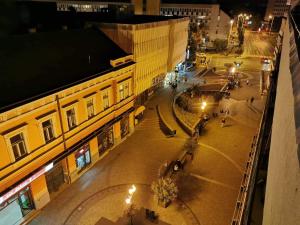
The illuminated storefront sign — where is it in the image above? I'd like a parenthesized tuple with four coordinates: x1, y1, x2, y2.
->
(0, 162, 53, 204)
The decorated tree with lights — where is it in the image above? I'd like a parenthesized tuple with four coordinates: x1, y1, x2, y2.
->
(151, 177, 178, 208)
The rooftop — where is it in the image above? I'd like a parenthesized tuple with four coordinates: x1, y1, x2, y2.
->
(71, 13, 184, 24)
(161, 0, 218, 4)
(0, 28, 131, 113)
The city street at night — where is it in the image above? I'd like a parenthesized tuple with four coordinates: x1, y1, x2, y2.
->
(29, 31, 268, 225)
(1, 1, 300, 225)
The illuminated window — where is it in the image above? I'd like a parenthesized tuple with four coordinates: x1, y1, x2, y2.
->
(86, 99, 94, 118)
(102, 89, 110, 110)
(42, 119, 55, 143)
(119, 84, 125, 101)
(66, 108, 76, 129)
(10, 134, 27, 160)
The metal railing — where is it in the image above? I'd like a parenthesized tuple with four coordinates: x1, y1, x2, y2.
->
(231, 80, 273, 225)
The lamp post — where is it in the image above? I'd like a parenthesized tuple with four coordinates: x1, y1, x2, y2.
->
(228, 19, 234, 46)
(269, 15, 274, 35)
(125, 185, 136, 225)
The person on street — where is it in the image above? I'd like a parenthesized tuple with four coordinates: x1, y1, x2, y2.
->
(221, 118, 226, 127)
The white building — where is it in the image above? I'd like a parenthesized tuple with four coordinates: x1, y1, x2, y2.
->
(262, 4, 300, 225)
(264, 0, 291, 20)
(160, 3, 231, 43)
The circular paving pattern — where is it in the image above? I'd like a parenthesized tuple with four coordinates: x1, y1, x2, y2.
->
(63, 183, 200, 225)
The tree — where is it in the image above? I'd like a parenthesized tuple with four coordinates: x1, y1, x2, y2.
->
(213, 39, 228, 52)
(238, 31, 244, 46)
(151, 178, 178, 208)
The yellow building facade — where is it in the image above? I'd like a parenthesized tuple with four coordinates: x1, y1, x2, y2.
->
(98, 16, 189, 103)
(0, 52, 135, 223)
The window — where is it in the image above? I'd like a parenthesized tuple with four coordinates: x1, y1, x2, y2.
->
(42, 119, 55, 143)
(86, 99, 94, 119)
(119, 84, 125, 101)
(66, 108, 76, 129)
(143, 0, 147, 12)
(124, 83, 129, 98)
(10, 133, 27, 160)
(102, 90, 110, 110)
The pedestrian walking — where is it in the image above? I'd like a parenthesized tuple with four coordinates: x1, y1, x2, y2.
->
(221, 118, 226, 128)
(250, 96, 254, 104)
(246, 79, 249, 85)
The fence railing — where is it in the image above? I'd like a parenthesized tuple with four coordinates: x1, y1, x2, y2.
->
(231, 82, 272, 225)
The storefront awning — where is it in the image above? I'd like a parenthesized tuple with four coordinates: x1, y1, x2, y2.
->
(135, 106, 146, 116)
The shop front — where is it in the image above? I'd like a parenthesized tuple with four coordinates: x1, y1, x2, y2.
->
(45, 162, 65, 194)
(0, 187, 34, 225)
(75, 144, 91, 173)
(97, 126, 114, 155)
(120, 116, 129, 139)
(134, 105, 146, 125)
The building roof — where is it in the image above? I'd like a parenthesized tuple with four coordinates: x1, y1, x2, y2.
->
(0, 28, 131, 113)
(161, 0, 218, 4)
(73, 13, 184, 24)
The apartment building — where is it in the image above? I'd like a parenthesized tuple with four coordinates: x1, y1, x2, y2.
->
(160, 3, 231, 43)
(55, 0, 160, 15)
(262, 4, 300, 225)
(97, 15, 189, 104)
(0, 28, 135, 225)
(265, 0, 291, 19)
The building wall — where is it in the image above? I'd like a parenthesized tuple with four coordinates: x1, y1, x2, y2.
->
(168, 19, 189, 70)
(262, 20, 300, 225)
(160, 4, 230, 43)
(0, 55, 135, 196)
(265, 0, 290, 19)
(131, 0, 160, 15)
(99, 18, 189, 97)
(131, 0, 143, 14)
(146, 0, 160, 15)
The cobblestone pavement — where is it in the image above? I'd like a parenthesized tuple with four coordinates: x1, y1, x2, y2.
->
(63, 184, 200, 225)
(30, 56, 265, 225)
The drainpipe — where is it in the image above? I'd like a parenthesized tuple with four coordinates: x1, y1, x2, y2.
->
(55, 95, 71, 184)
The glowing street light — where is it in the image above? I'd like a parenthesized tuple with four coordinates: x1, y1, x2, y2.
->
(230, 19, 234, 25)
(128, 185, 136, 195)
(125, 197, 131, 205)
(125, 184, 136, 225)
(230, 67, 236, 74)
(201, 101, 207, 112)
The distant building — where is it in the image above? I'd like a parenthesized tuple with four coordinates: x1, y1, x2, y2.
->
(264, 0, 291, 20)
(132, 0, 161, 15)
(160, 3, 231, 44)
(95, 15, 189, 104)
(55, 0, 160, 15)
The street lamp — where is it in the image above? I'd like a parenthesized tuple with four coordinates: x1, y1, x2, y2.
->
(228, 19, 234, 46)
(125, 185, 136, 225)
(201, 101, 207, 112)
(269, 15, 274, 35)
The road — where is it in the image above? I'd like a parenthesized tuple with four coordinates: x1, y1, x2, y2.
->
(243, 31, 277, 58)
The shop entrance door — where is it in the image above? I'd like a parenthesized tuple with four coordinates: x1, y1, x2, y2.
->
(18, 188, 34, 216)
(46, 162, 65, 194)
(121, 116, 129, 139)
(97, 126, 114, 155)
